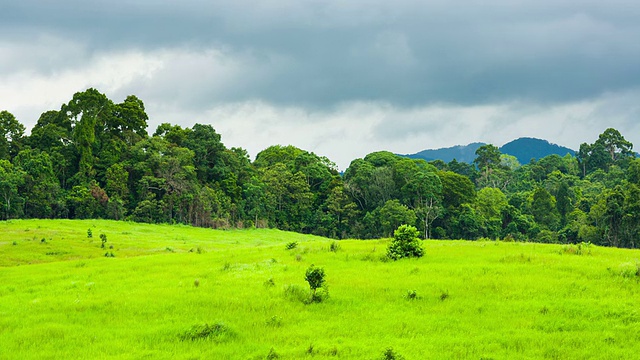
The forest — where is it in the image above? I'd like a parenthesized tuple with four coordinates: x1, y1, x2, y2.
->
(1, 88, 639, 248)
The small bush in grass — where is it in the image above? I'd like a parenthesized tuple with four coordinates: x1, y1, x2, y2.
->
(104, 252, 115, 258)
(285, 241, 298, 250)
(382, 347, 405, 360)
(100, 234, 107, 248)
(387, 224, 424, 260)
(12, 241, 17, 246)
(305, 264, 326, 302)
(329, 241, 340, 252)
(179, 323, 235, 342)
(264, 278, 275, 288)
(405, 290, 420, 300)
(87, 228, 92, 238)
(266, 347, 280, 359)
(439, 289, 449, 301)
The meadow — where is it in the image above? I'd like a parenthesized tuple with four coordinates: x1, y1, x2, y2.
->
(0, 219, 639, 359)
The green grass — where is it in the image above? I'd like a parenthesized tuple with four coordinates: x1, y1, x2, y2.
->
(1, 219, 639, 359)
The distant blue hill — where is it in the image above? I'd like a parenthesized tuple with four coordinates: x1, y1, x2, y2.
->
(500, 137, 575, 164)
(400, 137, 575, 165)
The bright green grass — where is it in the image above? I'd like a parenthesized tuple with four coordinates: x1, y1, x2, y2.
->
(1, 219, 639, 359)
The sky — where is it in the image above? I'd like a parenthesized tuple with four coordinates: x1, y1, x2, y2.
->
(1, 1, 640, 169)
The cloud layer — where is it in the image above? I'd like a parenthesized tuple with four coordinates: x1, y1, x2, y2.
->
(1, 1, 640, 168)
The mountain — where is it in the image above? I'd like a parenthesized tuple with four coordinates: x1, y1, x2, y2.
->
(401, 137, 575, 165)
(401, 142, 486, 163)
(499, 138, 575, 164)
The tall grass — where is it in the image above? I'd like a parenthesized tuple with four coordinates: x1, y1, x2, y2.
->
(0, 219, 639, 359)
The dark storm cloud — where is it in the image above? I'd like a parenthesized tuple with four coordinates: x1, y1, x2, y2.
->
(3, 0, 640, 109)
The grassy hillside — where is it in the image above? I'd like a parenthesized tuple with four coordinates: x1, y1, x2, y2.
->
(1, 220, 639, 359)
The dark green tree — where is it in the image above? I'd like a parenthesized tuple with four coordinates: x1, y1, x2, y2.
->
(0, 110, 25, 160)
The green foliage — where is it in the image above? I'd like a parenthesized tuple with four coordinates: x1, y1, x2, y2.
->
(329, 241, 341, 252)
(304, 265, 325, 291)
(381, 347, 405, 360)
(404, 289, 420, 300)
(387, 224, 424, 260)
(285, 241, 298, 250)
(304, 264, 327, 303)
(4, 88, 640, 249)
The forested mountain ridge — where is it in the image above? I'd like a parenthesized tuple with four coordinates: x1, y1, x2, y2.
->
(401, 137, 575, 164)
(1, 88, 639, 248)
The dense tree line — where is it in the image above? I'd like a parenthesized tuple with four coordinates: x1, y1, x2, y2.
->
(1, 89, 639, 248)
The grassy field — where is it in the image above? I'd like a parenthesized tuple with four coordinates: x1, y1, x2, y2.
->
(0, 219, 639, 359)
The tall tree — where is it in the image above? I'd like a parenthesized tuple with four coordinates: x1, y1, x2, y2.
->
(596, 128, 633, 162)
(0, 111, 25, 160)
(0, 160, 24, 219)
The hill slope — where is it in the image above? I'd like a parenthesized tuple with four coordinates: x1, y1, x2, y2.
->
(500, 137, 575, 164)
(1, 219, 639, 359)
(401, 137, 576, 164)
(401, 142, 486, 163)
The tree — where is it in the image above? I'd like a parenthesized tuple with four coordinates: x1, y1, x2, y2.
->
(474, 144, 502, 173)
(304, 264, 326, 302)
(63, 88, 114, 184)
(387, 224, 424, 260)
(324, 185, 359, 239)
(379, 200, 417, 237)
(531, 187, 559, 230)
(439, 171, 476, 210)
(596, 128, 633, 162)
(13, 149, 62, 218)
(0, 160, 25, 219)
(0, 110, 25, 160)
(476, 187, 508, 220)
(556, 180, 572, 226)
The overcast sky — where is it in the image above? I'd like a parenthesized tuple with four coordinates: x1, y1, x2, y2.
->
(2, 1, 639, 169)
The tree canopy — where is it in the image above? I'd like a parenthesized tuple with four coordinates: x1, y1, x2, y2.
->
(1, 88, 639, 248)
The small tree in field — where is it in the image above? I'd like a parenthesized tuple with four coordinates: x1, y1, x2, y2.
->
(387, 224, 424, 260)
(305, 264, 326, 302)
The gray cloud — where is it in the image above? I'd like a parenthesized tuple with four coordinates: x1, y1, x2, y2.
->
(3, 1, 640, 108)
(2, 0, 640, 167)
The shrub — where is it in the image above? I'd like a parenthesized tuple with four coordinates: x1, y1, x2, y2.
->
(387, 224, 424, 260)
(100, 233, 107, 248)
(87, 228, 92, 238)
(263, 278, 275, 288)
(404, 290, 420, 300)
(305, 265, 327, 303)
(382, 347, 405, 360)
(285, 241, 298, 250)
(266, 348, 280, 359)
(329, 241, 341, 252)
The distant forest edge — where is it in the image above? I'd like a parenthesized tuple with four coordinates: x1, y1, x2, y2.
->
(1, 88, 639, 248)
(400, 137, 576, 164)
